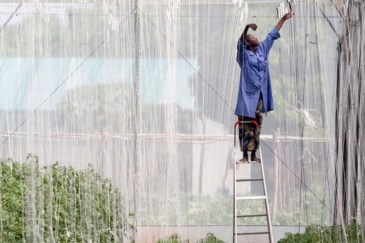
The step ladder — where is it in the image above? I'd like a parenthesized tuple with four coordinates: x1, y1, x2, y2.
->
(233, 120, 274, 243)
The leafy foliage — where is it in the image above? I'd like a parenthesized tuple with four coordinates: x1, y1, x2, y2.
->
(0, 155, 132, 242)
(156, 233, 225, 243)
(156, 233, 189, 243)
(278, 224, 363, 243)
(196, 233, 225, 243)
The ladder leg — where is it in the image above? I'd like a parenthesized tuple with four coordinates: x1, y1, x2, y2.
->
(259, 148, 274, 243)
(233, 123, 237, 243)
(233, 153, 236, 243)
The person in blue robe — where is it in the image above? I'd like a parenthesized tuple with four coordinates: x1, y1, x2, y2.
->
(235, 12, 294, 163)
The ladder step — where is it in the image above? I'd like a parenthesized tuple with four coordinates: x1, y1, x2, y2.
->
(236, 178, 263, 182)
(236, 196, 267, 200)
(237, 213, 267, 218)
(237, 231, 270, 236)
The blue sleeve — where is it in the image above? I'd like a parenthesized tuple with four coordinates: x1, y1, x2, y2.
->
(236, 38, 247, 68)
(259, 28, 281, 58)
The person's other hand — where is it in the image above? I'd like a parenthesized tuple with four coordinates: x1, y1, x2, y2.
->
(246, 23, 258, 31)
(282, 11, 294, 20)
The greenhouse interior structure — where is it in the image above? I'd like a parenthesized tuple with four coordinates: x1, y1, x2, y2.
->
(0, 0, 364, 242)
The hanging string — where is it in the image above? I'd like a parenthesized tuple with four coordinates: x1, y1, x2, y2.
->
(0, 12, 134, 149)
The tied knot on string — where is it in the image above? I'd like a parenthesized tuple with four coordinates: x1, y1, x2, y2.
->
(165, 0, 181, 24)
(58, 7, 69, 27)
(33, 0, 50, 22)
(107, 12, 120, 42)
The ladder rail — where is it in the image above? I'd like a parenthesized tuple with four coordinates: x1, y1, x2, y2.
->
(233, 120, 274, 243)
(259, 148, 274, 242)
(233, 121, 253, 243)
(233, 121, 238, 243)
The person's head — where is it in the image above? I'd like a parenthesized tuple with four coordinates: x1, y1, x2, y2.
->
(245, 34, 260, 48)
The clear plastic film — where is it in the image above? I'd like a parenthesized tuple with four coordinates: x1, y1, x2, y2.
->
(0, 0, 363, 242)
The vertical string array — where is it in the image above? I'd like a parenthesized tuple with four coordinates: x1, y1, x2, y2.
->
(0, 0, 363, 242)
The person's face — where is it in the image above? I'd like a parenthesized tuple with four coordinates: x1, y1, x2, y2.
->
(246, 34, 260, 47)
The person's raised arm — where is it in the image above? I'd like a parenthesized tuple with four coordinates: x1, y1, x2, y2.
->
(237, 23, 258, 67)
(240, 23, 258, 44)
(275, 12, 294, 31)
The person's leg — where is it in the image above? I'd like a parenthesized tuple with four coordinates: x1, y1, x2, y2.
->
(251, 97, 263, 163)
(238, 115, 251, 162)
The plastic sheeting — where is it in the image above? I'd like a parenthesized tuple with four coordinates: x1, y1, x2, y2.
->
(0, 0, 363, 242)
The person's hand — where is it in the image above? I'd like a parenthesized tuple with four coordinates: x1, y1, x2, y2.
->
(282, 11, 294, 21)
(246, 23, 258, 31)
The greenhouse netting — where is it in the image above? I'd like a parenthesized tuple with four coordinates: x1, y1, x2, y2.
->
(0, 0, 364, 242)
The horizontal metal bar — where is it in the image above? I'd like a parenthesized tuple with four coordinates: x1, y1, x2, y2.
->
(236, 178, 263, 182)
(237, 231, 270, 236)
(237, 213, 267, 218)
(236, 196, 266, 200)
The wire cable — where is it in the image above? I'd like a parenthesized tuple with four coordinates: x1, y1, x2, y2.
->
(0, 2, 22, 29)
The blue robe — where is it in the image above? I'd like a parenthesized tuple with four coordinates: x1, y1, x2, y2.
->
(234, 28, 280, 118)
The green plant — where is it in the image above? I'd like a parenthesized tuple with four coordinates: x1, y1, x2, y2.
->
(156, 233, 189, 243)
(278, 224, 363, 243)
(156, 232, 225, 243)
(196, 233, 225, 243)
(0, 155, 133, 242)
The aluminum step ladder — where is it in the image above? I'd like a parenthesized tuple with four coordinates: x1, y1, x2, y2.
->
(233, 120, 274, 243)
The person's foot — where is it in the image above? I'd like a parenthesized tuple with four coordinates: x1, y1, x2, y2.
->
(251, 152, 261, 163)
(239, 156, 249, 163)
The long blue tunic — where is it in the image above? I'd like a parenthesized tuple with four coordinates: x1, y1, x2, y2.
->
(234, 28, 280, 118)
